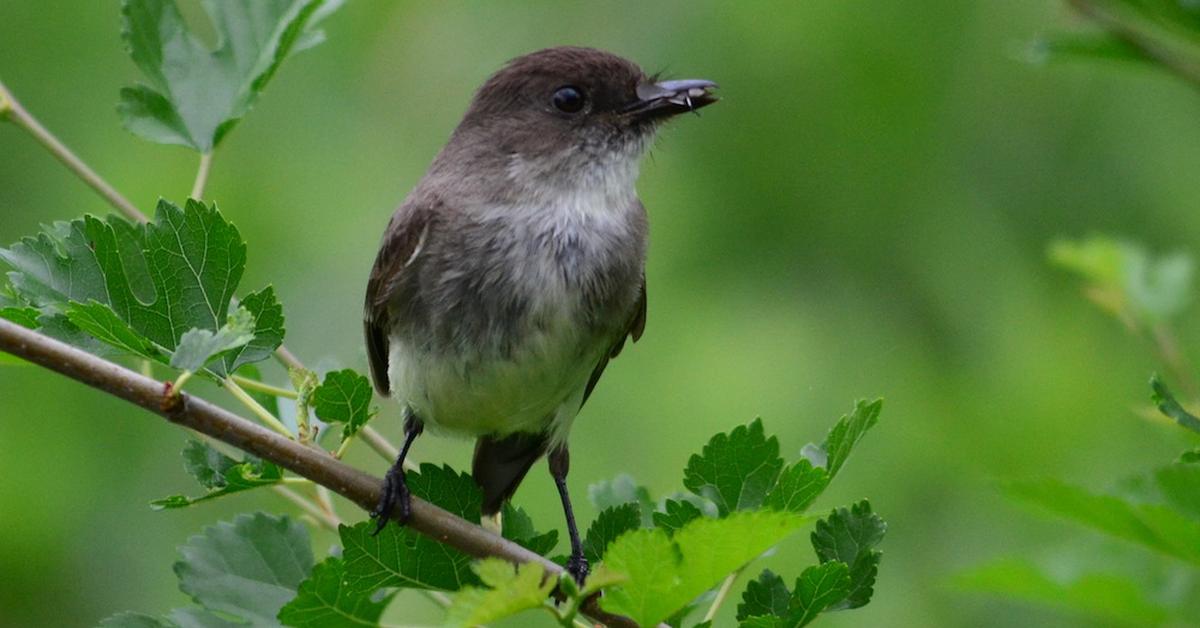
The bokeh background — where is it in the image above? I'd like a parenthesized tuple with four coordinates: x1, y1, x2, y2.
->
(3, 1, 1199, 626)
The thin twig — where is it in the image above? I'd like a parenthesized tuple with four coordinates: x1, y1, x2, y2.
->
(224, 377, 295, 438)
(702, 568, 742, 623)
(191, 152, 214, 200)
(0, 80, 145, 223)
(274, 485, 340, 530)
(230, 374, 299, 399)
(0, 319, 640, 628)
(1068, 0, 1200, 89)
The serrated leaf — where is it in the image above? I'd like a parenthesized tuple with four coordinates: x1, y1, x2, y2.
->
(277, 557, 391, 628)
(653, 499, 704, 536)
(1151, 375, 1200, 435)
(65, 300, 165, 361)
(119, 0, 340, 152)
(737, 570, 790, 621)
(175, 513, 314, 625)
(501, 502, 559, 556)
(224, 287, 285, 374)
(599, 510, 807, 627)
(0, 305, 40, 329)
(312, 369, 375, 440)
(170, 307, 255, 372)
(152, 439, 282, 509)
(182, 439, 237, 489)
(0, 200, 279, 376)
(810, 500, 885, 609)
(583, 503, 642, 564)
(954, 558, 1170, 626)
(684, 418, 783, 516)
(341, 464, 481, 593)
(589, 473, 655, 526)
(819, 399, 882, 479)
(764, 459, 829, 514)
(443, 559, 555, 627)
(1004, 478, 1200, 565)
(788, 561, 851, 626)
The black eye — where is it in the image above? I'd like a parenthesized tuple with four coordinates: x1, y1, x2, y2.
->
(552, 86, 585, 113)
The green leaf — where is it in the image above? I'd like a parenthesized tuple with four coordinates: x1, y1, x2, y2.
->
(277, 557, 392, 628)
(0, 305, 40, 329)
(170, 307, 255, 372)
(312, 369, 375, 440)
(501, 503, 559, 556)
(954, 558, 1170, 626)
(119, 0, 341, 152)
(787, 561, 851, 627)
(443, 559, 555, 627)
(810, 500, 885, 609)
(175, 513, 314, 625)
(599, 510, 807, 627)
(583, 503, 642, 564)
(736, 570, 790, 621)
(341, 464, 481, 593)
(1154, 461, 1200, 520)
(151, 439, 282, 509)
(1151, 375, 1200, 435)
(0, 201, 280, 376)
(653, 499, 704, 536)
(64, 300, 165, 361)
(763, 459, 829, 514)
(589, 473, 655, 526)
(1050, 237, 1193, 324)
(1003, 478, 1200, 565)
(684, 418, 784, 515)
(819, 399, 882, 479)
(98, 609, 242, 628)
(224, 287, 285, 374)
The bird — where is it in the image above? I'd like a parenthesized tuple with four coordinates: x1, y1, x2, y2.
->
(362, 46, 716, 583)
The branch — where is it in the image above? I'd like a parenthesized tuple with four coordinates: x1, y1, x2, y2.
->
(0, 318, 638, 628)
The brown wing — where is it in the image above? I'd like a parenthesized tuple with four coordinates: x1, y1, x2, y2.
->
(363, 203, 433, 396)
(581, 277, 647, 406)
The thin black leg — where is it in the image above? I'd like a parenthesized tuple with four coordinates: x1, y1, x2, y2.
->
(549, 445, 588, 584)
(371, 410, 423, 535)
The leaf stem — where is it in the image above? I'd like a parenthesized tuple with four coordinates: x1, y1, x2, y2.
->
(273, 485, 340, 530)
(0, 79, 146, 223)
(1068, 0, 1200, 89)
(0, 318, 642, 628)
(702, 567, 743, 623)
(224, 377, 293, 438)
(172, 370, 195, 393)
(191, 152, 213, 200)
(230, 373, 299, 399)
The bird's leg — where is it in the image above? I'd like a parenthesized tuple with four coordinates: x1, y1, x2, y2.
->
(371, 410, 424, 534)
(549, 445, 589, 584)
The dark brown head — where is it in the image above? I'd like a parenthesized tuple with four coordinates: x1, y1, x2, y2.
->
(437, 47, 716, 187)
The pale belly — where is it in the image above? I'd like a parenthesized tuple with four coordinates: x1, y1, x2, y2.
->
(387, 322, 603, 441)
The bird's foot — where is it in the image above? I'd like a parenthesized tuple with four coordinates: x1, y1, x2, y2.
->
(565, 553, 590, 585)
(371, 464, 412, 534)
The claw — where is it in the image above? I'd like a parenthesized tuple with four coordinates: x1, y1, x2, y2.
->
(371, 466, 412, 535)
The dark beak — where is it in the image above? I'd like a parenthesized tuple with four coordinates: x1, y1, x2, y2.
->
(623, 78, 719, 120)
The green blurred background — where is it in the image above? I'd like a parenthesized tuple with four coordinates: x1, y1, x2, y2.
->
(2, 1, 1199, 626)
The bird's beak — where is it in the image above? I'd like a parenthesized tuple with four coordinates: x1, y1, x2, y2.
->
(623, 78, 719, 120)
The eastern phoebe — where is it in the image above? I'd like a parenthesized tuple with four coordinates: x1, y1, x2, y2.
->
(363, 46, 716, 582)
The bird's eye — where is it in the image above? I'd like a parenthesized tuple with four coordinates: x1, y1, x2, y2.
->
(552, 86, 585, 113)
